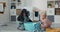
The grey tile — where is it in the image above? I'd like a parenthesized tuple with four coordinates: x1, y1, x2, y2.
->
(47, 15, 54, 22)
(11, 16, 16, 21)
(0, 22, 30, 32)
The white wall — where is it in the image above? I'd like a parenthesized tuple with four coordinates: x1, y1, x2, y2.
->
(0, 0, 10, 25)
(22, 0, 60, 23)
(0, 0, 60, 25)
(32, 0, 47, 10)
(22, 0, 47, 20)
(21, 0, 47, 11)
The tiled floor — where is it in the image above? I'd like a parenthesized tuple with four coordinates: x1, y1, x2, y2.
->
(0, 22, 29, 32)
(0, 21, 46, 32)
(0, 22, 60, 32)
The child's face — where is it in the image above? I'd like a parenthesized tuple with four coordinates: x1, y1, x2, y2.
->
(41, 14, 46, 19)
(23, 13, 26, 16)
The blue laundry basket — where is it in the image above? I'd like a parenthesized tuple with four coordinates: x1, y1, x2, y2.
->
(24, 22, 41, 32)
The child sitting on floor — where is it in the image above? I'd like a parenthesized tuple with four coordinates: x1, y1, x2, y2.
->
(40, 11, 52, 28)
(17, 9, 32, 30)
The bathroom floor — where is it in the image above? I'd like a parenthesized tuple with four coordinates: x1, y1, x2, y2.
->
(0, 22, 29, 32)
(0, 21, 60, 32)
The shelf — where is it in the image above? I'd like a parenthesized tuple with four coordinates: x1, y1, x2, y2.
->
(55, 8, 60, 15)
(47, 1, 55, 8)
(55, 1, 60, 8)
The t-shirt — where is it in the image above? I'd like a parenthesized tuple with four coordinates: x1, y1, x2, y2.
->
(41, 19, 52, 28)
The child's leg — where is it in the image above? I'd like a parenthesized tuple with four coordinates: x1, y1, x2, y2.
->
(17, 22, 23, 30)
(18, 23, 25, 30)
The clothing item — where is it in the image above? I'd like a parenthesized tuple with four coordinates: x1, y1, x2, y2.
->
(17, 22, 25, 30)
(24, 22, 41, 32)
(41, 19, 52, 28)
(24, 16, 29, 23)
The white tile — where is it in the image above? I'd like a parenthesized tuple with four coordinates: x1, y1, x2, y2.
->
(51, 23, 60, 28)
(54, 15, 60, 23)
(47, 8, 55, 15)
(10, 9, 16, 15)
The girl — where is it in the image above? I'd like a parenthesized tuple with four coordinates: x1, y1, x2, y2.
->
(40, 11, 52, 28)
(17, 9, 32, 30)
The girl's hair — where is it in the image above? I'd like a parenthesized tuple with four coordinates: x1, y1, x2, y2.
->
(40, 11, 46, 15)
(19, 9, 29, 21)
(20, 9, 29, 17)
